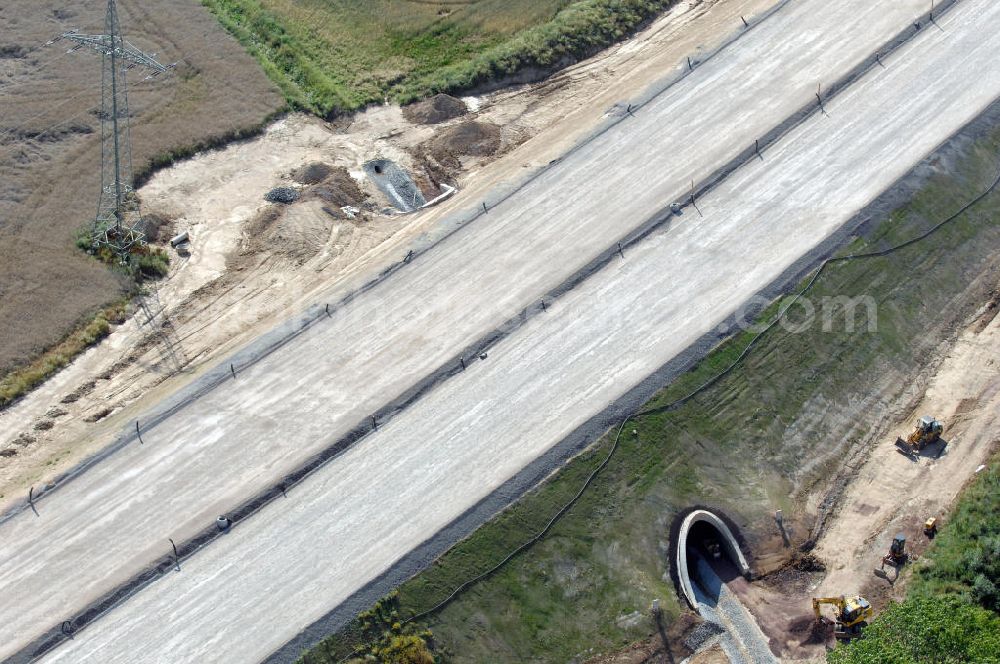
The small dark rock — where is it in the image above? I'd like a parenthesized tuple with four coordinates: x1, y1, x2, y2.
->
(13, 433, 36, 447)
(264, 187, 299, 204)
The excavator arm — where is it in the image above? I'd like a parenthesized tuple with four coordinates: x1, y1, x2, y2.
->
(812, 597, 845, 620)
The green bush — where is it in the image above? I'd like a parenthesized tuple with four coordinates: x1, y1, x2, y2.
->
(827, 596, 1000, 664)
(0, 300, 127, 410)
(135, 248, 171, 280)
(908, 459, 1000, 612)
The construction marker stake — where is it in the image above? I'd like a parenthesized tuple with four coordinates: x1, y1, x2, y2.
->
(136, 420, 143, 445)
(741, 15, 749, 27)
(28, 486, 34, 504)
(617, 242, 625, 259)
(169, 538, 179, 558)
(371, 415, 377, 430)
(325, 303, 331, 317)
(482, 202, 488, 214)
(687, 56, 693, 71)
(230, 363, 237, 379)
(460, 357, 466, 370)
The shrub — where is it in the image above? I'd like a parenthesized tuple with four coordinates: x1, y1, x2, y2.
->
(827, 595, 1000, 664)
(135, 248, 171, 280)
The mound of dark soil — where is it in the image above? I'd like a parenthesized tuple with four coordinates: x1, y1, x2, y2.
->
(309, 167, 366, 207)
(292, 162, 334, 185)
(137, 212, 174, 244)
(403, 93, 467, 125)
(789, 614, 833, 645)
(431, 120, 501, 158)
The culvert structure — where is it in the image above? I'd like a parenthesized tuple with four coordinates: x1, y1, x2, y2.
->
(363, 158, 426, 212)
(674, 508, 750, 608)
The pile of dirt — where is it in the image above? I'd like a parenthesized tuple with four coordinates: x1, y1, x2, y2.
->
(137, 213, 174, 244)
(292, 162, 334, 185)
(758, 550, 826, 595)
(791, 552, 825, 572)
(432, 120, 502, 158)
(402, 93, 467, 125)
(307, 167, 366, 208)
(244, 206, 283, 242)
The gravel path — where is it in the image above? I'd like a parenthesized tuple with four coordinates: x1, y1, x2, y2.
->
(691, 555, 777, 664)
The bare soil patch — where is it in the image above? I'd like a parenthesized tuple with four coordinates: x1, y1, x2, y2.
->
(432, 120, 503, 158)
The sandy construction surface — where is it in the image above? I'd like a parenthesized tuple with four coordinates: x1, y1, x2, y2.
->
(812, 307, 1000, 600)
(20, 0, 1000, 660)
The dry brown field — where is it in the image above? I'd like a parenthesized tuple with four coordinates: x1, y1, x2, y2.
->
(0, 0, 283, 377)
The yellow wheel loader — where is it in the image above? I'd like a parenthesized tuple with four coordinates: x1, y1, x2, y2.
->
(812, 595, 873, 640)
(895, 415, 943, 457)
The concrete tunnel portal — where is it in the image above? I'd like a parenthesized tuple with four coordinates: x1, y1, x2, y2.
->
(673, 508, 751, 608)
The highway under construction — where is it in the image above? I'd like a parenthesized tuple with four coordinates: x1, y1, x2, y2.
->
(3, 0, 1000, 661)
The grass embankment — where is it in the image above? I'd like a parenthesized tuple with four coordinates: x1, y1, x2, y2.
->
(0, 298, 129, 410)
(829, 456, 1000, 664)
(300, 121, 1000, 663)
(201, 0, 677, 116)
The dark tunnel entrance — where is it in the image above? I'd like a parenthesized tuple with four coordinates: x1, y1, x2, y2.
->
(672, 509, 750, 608)
(686, 520, 744, 603)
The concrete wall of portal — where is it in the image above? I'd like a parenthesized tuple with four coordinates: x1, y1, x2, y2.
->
(674, 508, 751, 608)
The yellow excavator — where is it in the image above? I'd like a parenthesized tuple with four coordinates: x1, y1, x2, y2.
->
(895, 415, 943, 457)
(812, 595, 873, 639)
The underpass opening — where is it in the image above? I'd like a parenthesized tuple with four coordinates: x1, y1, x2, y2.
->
(670, 508, 751, 609)
(363, 158, 427, 212)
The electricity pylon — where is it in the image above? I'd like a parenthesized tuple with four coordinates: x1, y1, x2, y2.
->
(54, 0, 170, 259)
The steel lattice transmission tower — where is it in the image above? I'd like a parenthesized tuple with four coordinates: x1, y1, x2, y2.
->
(56, 0, 170, 259)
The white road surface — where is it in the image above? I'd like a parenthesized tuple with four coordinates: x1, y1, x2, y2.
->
(31, 0, 1000, 660)
(0, 1, 939, 658)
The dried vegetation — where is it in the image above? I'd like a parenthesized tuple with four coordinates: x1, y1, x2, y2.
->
(0, 0, 284, 386)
